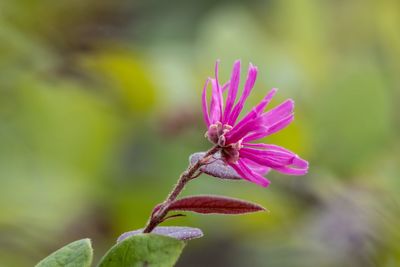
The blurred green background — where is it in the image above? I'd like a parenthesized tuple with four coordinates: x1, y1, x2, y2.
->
(1, 0, 399, 266)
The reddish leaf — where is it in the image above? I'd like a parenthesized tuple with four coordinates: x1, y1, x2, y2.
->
(168, 195, 266, 215)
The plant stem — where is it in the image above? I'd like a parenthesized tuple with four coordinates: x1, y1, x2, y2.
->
(142, 145, 220, 233)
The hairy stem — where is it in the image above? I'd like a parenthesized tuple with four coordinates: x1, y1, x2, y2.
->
(143, 145, 220, 233)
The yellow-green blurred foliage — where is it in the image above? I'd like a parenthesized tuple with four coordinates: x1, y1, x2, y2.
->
(0, 1, 399, 266)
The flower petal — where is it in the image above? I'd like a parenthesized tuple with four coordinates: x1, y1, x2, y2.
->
(233, 88, 278, 131)
(209, 79, 223, 124)
(274, 158, 309, 175)
(227, 63, 258, 126)
(226, 97, 294, 143)
(239, 146, 308, 175)
(223, 60, 241, 124)
(242, 158, 271, 176)
(262, 99, 294, 126)
(221, 81, 231, 93)
(229, 159, 270, 187)
(201, 78, 211, 127)
(240, 148, 290, 167)
(226, 115, 266, 144)
(214, 60, 224, 113)
(244, 143, 295, 153)
(242, 113, 294, 142)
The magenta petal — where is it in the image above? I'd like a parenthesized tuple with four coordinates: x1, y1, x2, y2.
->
(225, 115, 262, 142)
(262, 99, 294, 125)
(229, 159, 270, 187)
(214, 60, 224, 113)
(263, 113, 294, 135)
(273, 156, 308, 175)
(226, 117, 266, 144)
(254, 88, 278, 114)
(292, 156, 309, 169)
(223, 60, 241, 124)
(240, 147, 295, 162)
(242, 158, 271, 176)
(243, 143, 308, 168)
(201, 78, 211, 127)
(243, 143, 303, 159)
(243, 143, 294, 152)
(226, 96, 293, 144)
(240, 148, 287, 168)
(209, 79, 222, 124)
(240, 146, 309, 176)
(227, 64, 258, 126)
(227, 112, 294, 144)
(233, 88, 278, 131)
(274, 161, 308, 175)
(243, 114, 294, 142)
(221, 81, 231, 93)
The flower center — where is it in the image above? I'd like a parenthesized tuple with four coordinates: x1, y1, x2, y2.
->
(205, 122, 242, 163)
(205, 122, 231, 146)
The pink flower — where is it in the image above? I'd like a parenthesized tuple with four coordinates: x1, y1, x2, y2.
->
(202, 60, 308, 187)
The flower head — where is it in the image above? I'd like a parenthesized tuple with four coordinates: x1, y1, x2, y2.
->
(202, 60, 308, 187)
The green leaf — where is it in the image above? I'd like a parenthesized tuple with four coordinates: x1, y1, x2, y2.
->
(35, 239, 93, 267)
(98, 234, 185, 267)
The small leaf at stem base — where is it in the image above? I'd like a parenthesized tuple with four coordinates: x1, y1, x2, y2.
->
(117, 226, 204, 243)
(168, 195, 267, 215)
(189, 152, 241, 180)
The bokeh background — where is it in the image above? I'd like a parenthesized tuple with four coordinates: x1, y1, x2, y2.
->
(1, 0, 400, 266)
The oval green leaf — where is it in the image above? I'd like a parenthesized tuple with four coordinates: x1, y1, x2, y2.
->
(98, 234, 185, 267)
(35, 239, 93, 267)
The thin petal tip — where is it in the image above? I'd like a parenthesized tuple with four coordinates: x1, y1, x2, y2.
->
(249, 62, 258, 70)
(215, 60, 220, 72)
(285, 98, 295, 105)
(233, 60, 241, 69)
(259, 179, 271, 187)
(255, 177, 271, 187)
